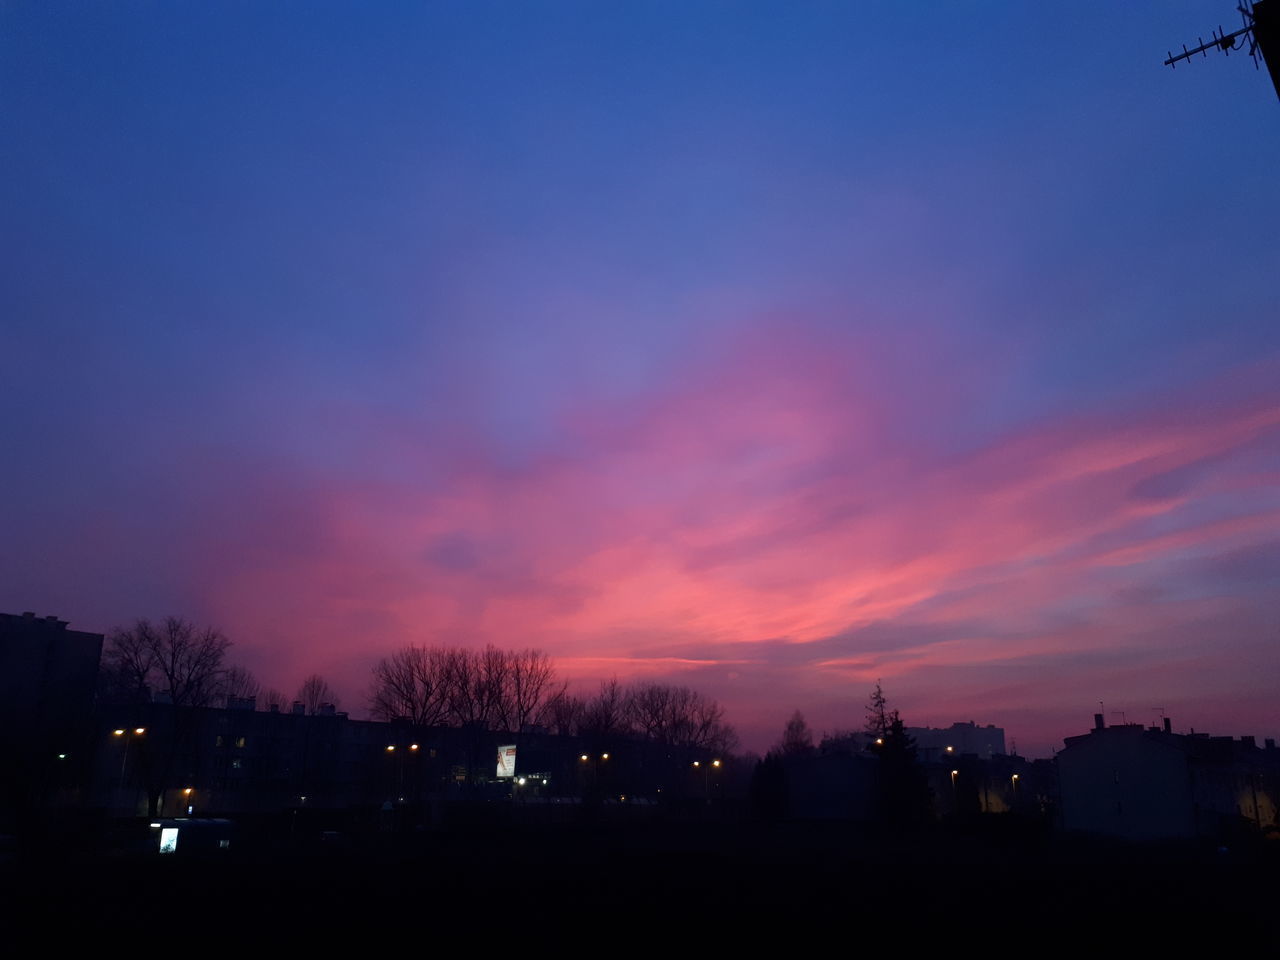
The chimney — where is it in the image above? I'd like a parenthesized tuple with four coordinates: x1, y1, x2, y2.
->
(1241, 736, 1256, 749)
(291, 701, 305, 716)
(269, 703, 280, 714)
(1094, 713, 1105, 731)
(1163, 717, 1172, 734)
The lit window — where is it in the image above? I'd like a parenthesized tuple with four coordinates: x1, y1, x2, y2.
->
(235, 736, 246, 748)
(232, 758, 242, 770)
(216, 735, 224, 747)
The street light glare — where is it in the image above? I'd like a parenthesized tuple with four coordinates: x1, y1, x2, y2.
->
(134, 727, 145, 735)
(113, 729, 125, 736)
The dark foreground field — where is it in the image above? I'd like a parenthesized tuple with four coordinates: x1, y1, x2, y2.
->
(2, 819, 1277, 946)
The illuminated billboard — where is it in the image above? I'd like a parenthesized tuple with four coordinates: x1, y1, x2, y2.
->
(159, 828, 179, 854)
(496, 744, 517, 778)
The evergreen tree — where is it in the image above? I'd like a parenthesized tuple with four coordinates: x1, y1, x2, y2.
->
(749, 752, 789, 823)
(777, 710, 815, 756)
(876, 714, 934, 831)
(865, 680, 895, 744)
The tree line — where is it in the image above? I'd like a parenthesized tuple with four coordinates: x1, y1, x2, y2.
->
(366, 644, 737, 752)
(100, 616, 340, 716)
(98, 617, 737, 752)
(753, 681, 932, 828)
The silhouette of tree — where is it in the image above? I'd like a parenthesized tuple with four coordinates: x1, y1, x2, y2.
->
(580, 678, 632, 740)
(223, 665, 261, 703)
(260, 687, 289, 712)
(101, 617, 231, 815)
(875, 715, 934, 831)
(368, 644, 559, 732)
(297, 673, 340, 715)
(865, 679, 894, 743)
(749, 752, 789, 822)
(368, 645, 453, 725)
(621, 681, 736, 753)
(504, 648, 557, 732)
(103, 616, 231, 708)
(777, 710, 815, 756)
(542, 686, 585, 735)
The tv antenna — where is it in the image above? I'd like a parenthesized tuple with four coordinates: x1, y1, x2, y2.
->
(1164, 1, 1280, 101)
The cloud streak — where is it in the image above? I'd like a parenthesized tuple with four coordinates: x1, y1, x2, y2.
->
(159, 321, 1280, 753)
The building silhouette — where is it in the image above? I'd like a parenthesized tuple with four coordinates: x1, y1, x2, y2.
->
(1058, 713, 1279, 842)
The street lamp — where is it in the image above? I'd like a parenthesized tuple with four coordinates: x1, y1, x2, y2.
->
(693, 759, 722, 804)
(114, 725, 147, 813)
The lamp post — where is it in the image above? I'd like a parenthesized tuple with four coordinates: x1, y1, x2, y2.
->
(113, 726, 146, 814)
(578, 751, 610, 803)
(693, 758, 722, 805)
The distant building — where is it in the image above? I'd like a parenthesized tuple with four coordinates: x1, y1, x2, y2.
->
(0, 611, 104, 823)
(907, 722, 1007, 761)
(1057, 714, 1279, 842)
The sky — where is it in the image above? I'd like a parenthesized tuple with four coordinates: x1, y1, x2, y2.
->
(3, 2, 1278, 756)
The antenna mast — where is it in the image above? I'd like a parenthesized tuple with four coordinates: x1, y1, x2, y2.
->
(1164, 1, 1280, 101)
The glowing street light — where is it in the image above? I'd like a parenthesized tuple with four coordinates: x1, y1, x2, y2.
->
(113, 725, 147, 809)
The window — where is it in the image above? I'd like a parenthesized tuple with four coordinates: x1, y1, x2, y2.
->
(235, 736, 246, 749)
(215, 735, 224, 747)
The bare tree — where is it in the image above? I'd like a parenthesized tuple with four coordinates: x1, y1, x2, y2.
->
(223, 665, 261, 704)
(297, 673, 340, 715)
(627, 682, 675, 740)
(368, 645, 453, 726)
(445, 645, 508, 729)
(505, 648, 558, 732)
(624, 681, 736, 753)
(542, 686, 585, 736)
(260, 687, 289, 712)
(580, 678, 632, 740)
(104, 617, 231, 708)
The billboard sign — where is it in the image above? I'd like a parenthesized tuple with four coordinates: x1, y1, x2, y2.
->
(496, 744, 517, 778)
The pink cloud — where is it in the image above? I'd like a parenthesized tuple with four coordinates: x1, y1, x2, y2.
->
(184, 322, 1280, 753)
